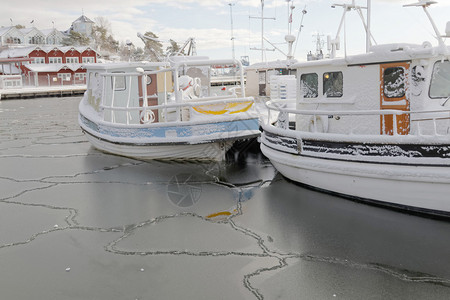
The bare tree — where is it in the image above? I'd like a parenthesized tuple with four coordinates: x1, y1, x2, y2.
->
(92, 17, 118, 53)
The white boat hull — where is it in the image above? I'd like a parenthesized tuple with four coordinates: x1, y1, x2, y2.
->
(83, 130, 232, 160)
(260, 125, 450, 217)
(79, 113, 259, 161)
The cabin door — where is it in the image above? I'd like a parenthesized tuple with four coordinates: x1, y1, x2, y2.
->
(380, 62, 410, 135)
(258, 71, 266, 96)
(138, 74, 158, 123)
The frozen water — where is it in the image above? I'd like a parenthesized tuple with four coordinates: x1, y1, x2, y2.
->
(1, 97, 450, 299)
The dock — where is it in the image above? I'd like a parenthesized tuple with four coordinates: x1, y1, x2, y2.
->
(0, 85, 86, 100)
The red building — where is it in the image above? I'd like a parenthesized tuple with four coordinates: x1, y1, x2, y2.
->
(0, 45, 98, 86)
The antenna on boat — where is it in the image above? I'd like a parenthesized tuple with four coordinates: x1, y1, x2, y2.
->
(404, 0, 447, 54)
(250, 0, 276, 62)
(293, 6, 307, 59)
(229, 3, 236, 60)
(285, 0, 295, 60)
(328, 0, 374, 58)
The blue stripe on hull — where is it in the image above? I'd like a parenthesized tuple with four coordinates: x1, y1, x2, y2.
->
(80, 114, 259, 141)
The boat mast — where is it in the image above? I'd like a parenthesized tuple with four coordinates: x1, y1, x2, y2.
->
(286, 0, 296, 60)
(229, 3, 236, 60)
(329, 0, 372, 58)
(366, 0, 371, 53)
(250, 0, 275, 61)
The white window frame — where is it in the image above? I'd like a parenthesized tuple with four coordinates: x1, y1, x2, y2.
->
(66, 57, 79, 64)
(49, 57, 62, 64)
(32, 57, 45, 64)
(75, 73, 86, 81)
(82, 57, 95, 64)
(57, 73, 71, 81)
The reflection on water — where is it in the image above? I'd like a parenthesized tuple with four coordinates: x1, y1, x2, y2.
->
(1, 97, 450, 300)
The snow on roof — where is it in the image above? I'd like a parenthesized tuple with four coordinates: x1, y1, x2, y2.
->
(40, 28, 62, 36)
(0, 26, 13, 35)
(0, 64, 21, 74)
(82, 61, 167, 71)
(19, 28, 34, 34)
(24, 63, 84, 72)
(0, 47, 36, 58)
(246, 59, 298, 70)
(40, 29, 52, 35)
(73, 15, 94, 24)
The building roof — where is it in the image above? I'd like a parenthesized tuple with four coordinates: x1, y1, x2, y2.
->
(73, 15, 94, 24)
(0, 47, 33, 58)
(0, 63, 21, 74)
(24, 63, 84, 72)
(40, 28, 65, 36)
(0, 26, 13, 35)
(19, 28, 34, 34)
(245, 59, 298, 71)
(0, 26, 21, 37)
(0, 45, 97, 58)
(0, 57, 33, 63)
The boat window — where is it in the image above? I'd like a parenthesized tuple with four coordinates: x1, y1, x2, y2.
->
(258, 71, 266, 84)
(323, 72, 343, 97)
(146, 74, 152, 85)
(383, 67, 405, 98)
(429, 60, 450, 98)
(300, 73, 318, 98)
(111, 72, 126, 91)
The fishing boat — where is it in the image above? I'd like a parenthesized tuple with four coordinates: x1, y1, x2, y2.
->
(260, 0, 450, 217)
(78, 57, 260, 161)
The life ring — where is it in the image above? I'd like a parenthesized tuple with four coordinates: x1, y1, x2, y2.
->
(308, 115, 329, 133)
(140, 110, 156, 124)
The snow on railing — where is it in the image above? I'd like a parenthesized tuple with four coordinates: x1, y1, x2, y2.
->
(265, 99, 450, 137)
(98, 67, 253, 125)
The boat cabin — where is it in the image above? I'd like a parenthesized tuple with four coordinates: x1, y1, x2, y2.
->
(83, 57, 248, 126)
(294, 43, 450, 136)
(84, 62, 171, 124)
(245, 60, 297, 98)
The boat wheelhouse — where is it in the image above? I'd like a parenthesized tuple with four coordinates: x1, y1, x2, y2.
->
(79, 58, 260, 161)
(260, 0, 450, 217)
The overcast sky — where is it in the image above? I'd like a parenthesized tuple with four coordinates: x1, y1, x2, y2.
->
(2, 0, 450, 64)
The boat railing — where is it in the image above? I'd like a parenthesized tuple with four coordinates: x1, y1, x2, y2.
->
(265, 99, 450, 137)
(95, 65, 254, 125)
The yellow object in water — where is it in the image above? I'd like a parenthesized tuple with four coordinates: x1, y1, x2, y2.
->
(206, 211, 232, 219)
